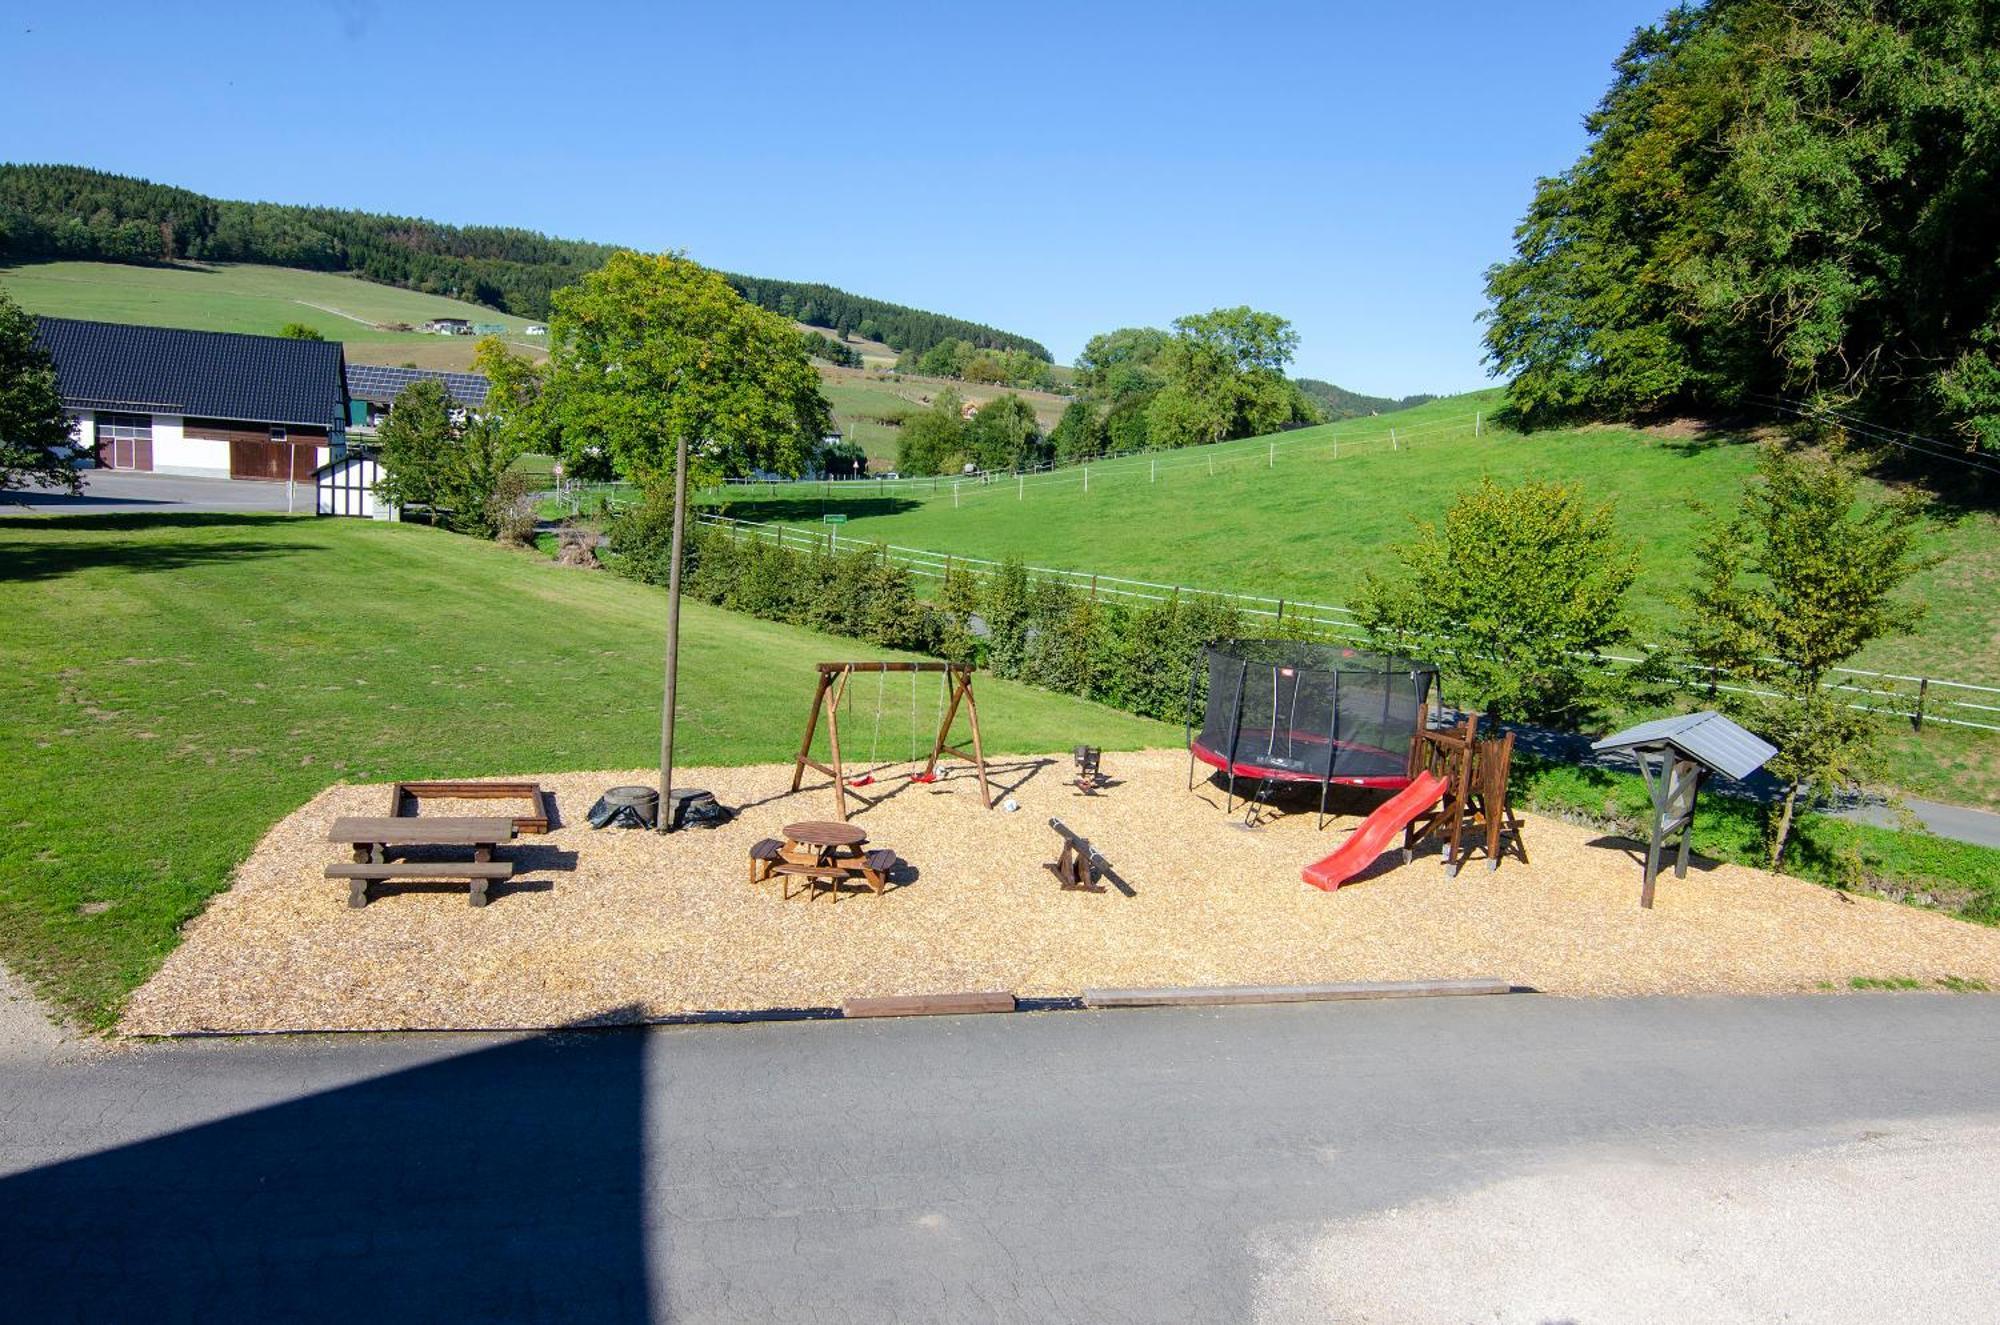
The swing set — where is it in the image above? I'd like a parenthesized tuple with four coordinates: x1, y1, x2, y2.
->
(790, 661, 992, 821)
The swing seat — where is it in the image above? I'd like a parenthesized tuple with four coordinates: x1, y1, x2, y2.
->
(846, 774, 876, 787)
(908, 771, 939, 784)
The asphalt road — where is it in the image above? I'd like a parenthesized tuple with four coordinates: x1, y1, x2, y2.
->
(4, 994, 1999, 1322)
(6, 469, 297, 515)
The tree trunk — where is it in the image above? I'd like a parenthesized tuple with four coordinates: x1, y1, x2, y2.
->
(1770, 779, 1801, 870)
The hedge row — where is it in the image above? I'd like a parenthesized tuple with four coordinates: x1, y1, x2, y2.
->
(605, 500, 1246, 725)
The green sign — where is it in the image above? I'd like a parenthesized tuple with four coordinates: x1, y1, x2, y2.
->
(822, 514, 848, 525)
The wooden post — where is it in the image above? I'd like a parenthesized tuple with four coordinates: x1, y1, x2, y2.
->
(1475, 411, 1482, 437)
(1915, 677, 1928, 731)
(1390, 427, 1398, 451)
(1018, 473, 1023, 499)
(1089, 574, 1098, 601)
(1268, 443, 1274, 467)
(1150, 458, 1156, 482)
(1083, 465, 1089, 493)
(953, 482, 960, 508)
(657, 431, 690, 833)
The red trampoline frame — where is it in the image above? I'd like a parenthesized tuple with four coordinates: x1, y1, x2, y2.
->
(1187, 735, 1413, 791)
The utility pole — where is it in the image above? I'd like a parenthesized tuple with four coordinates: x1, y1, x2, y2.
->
(657, 431, 690, 833)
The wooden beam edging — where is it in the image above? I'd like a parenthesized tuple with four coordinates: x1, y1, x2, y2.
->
(842, 991, 1016, 1019)
(1079, 979, 1512, 1009)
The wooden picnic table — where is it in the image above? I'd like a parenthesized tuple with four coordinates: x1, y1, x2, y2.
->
(773, 821, 893, 902)
(326, 815, 518, 908)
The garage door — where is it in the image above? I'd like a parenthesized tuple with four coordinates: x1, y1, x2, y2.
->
(229, 438, 317, 482)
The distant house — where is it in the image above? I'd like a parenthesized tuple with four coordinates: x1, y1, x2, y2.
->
(523, 324, 548, 337)
(33, 317, 347, 482)
(422, 317, 473, 336)
(343, 363, 490, 430)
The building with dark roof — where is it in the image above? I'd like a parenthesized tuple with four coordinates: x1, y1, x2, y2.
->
(343, 363, 490, 430)
(33, 317, 350, 482)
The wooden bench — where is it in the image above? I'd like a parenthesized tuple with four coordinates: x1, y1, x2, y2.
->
(325, 860, 514, 909)
(327, 815, 518, 908)
(769, 848, 901, 902)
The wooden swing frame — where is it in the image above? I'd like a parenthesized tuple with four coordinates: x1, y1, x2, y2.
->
(790, 662, 991, 821)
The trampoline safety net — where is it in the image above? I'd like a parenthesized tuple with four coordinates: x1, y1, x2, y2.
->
(1193, 641, 1439, 787)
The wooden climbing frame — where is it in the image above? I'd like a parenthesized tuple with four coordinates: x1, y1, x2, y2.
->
(790, 661, 991, 821)
(1402, 715, 1526, 877)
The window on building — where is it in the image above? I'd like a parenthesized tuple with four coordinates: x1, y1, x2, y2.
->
(98, 413, 153, 443)
(269, 426, 287, 444)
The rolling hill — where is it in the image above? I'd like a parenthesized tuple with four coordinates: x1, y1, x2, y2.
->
(707, 390, 2000, 694)
(0, 163, 1050, 360)
(0, 259, 548, 370)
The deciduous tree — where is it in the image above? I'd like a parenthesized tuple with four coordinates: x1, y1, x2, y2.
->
(0, 291, 80, 497)
(541, 251, 830, 486)
(1356, 477, 1639, 727)
(1676, 448, 1934, 865)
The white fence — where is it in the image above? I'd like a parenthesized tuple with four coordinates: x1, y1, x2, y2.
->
(695, 511, 2000, 733)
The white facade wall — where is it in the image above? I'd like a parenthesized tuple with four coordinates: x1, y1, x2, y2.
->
(147, 414, 230, 478)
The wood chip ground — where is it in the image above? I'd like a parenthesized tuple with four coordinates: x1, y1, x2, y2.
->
(120, 750, 2000, 1034)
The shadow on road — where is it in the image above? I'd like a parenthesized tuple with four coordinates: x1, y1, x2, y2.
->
(0, 1020, 653, 1322)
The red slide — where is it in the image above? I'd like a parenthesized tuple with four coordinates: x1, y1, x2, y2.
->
(1301, 771, 1449, 891)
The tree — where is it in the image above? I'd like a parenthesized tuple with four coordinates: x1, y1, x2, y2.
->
(1481, 1, 2000, 458)
(1145, 307, 1311, 449)
(276, 322, 324, 340)
(371, 378, 525, 536)
(0, 291, 80, 497)
(541, 251, 830, 485)
(963, 393, 1045, 472)
(1676, 448, 1933, 866)
(1356, 477, 1640, 727)
(1075, 327, 1169, 402)
(1050, 400, 1106, 463)
(894, 392, 967, 476)
(471, 336, 547, 458)
(372, 379, 460, 513)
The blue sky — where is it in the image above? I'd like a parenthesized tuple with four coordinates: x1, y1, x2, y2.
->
(2, 1, 1667, 396)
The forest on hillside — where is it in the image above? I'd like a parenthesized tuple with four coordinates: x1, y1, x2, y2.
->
(0, 164, 1051, 360)
(1293, 378, 1434, 421)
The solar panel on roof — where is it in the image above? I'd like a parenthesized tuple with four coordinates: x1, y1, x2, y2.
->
(344, 364, 489, 408)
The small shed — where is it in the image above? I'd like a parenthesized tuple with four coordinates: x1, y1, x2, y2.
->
(1590, 711, 1778, 907)
(315, 452, 395, 520)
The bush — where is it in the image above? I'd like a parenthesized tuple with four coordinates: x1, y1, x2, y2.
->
(487, 471, 540, 546)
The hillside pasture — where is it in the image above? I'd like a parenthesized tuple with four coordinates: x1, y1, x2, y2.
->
(710, 391, 2000, 690)
(0, 260, 548, 370)
(0, 514, 1166, 1027)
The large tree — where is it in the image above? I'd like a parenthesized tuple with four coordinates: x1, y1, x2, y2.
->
(0, 291, 81, 497)
(541, 251, 830, 485)
(1677, 448, 1933, 865)
(1146, 306, 1315, 449)
(1482, 0, 2000, 458)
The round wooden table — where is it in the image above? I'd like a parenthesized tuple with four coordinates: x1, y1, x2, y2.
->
(782, 820, 867, 862)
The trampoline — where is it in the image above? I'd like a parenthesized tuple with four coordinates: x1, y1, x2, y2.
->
(1187, 640, 1439, 826)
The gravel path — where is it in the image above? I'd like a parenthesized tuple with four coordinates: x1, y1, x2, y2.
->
(121, 750, 2000, 1033)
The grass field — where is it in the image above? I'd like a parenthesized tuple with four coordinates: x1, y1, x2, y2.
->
(0, 514, 1167, 1027)
(710, 390, 2000, 689)
(0, 260, 547, 370)
(708, 390, 2000, 804)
